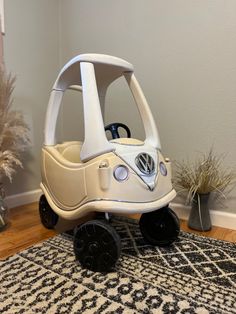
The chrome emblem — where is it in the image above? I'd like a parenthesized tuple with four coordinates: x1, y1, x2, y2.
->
(135, 153, 155, 175)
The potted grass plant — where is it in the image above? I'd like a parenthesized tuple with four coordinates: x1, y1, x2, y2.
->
(0, 67, 30, 230)
(174, 149, 236, 231)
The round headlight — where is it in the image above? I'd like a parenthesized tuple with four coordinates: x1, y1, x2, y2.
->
(159, 162, 167, 176)
(114, 165, 129, 182)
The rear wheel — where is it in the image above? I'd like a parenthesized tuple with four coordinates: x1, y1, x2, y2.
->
(39, 195, 59, 229)
(74, 219, 121, 272)
(139, 206, 180, 246)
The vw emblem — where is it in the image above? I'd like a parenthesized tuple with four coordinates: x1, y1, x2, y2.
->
(135, 153, 155, 175)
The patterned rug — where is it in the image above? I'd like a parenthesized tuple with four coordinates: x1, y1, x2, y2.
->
(0, 216, 236, 314)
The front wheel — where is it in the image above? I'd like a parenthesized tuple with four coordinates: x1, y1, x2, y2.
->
(139, 206, 180, 246)
(74, 220, 121, 272)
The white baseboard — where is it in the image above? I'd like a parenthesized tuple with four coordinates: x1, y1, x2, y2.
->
(5, 189, 42, 209)
(5, 190, 236, 230)
(171, 202, 236, 230)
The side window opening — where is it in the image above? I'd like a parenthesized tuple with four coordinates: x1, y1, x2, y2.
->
(55, 74, 145, 145)
(105, 76, 145, 141)
(56, 87, 84, 144)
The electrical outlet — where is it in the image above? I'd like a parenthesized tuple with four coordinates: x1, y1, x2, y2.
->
(0, 0, 4, 34)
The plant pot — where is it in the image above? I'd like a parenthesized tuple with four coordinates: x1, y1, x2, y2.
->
(0, 186, 8, 231)
(188, 193, 212, 231)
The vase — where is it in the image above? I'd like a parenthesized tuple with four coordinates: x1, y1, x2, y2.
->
(0, 185, 8, 231)
(188, 193, 212, 231)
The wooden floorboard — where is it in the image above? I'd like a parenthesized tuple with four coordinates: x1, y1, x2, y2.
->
(0, 203, 56, 260)
(0, 203, 235, 260)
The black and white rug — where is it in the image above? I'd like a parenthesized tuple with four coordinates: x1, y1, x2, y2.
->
(0, 216, 236, 314)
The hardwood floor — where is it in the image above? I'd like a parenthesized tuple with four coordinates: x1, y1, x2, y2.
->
(0, 203, 56, 260)
(0, 203, 235, 260)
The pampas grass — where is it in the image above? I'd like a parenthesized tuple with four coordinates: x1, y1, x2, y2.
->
(174, 149, 236, 204)
(0, 67, 29, 182)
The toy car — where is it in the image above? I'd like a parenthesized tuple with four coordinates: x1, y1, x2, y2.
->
(39, 53, 180, 272)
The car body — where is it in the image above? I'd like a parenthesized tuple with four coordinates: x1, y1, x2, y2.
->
(40, 54, 176, 220)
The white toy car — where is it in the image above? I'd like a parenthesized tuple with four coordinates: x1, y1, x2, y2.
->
(39, 54, 179, 272)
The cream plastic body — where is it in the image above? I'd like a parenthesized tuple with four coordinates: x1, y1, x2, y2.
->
(41, 54, 176, 219)
(41, 141, 175, 219)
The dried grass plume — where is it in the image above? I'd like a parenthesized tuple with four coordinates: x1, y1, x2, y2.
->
(173, 149, 236, 204)
(0, 67, 30, 182)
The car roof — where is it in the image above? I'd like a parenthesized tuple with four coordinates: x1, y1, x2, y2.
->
(53, 53, 134, 91)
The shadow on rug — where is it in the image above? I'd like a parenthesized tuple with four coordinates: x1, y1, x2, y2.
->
(0, 216, 236, 314)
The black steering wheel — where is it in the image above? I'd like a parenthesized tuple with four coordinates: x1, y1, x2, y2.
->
(105, 123, 131, 139)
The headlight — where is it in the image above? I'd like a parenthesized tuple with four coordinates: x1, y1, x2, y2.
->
(114, 165, 129, 182)
(159, 162, 167, 176)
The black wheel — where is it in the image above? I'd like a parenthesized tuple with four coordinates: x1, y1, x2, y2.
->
(39, 195, 59, 229)
(139, 207, 180, 246)
(74, 220, 121, 272)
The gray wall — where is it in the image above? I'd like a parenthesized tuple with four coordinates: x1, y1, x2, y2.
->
(59, 0, 236, 212)
(4, 1, 236, 212)
(4, 0, 59, 195)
